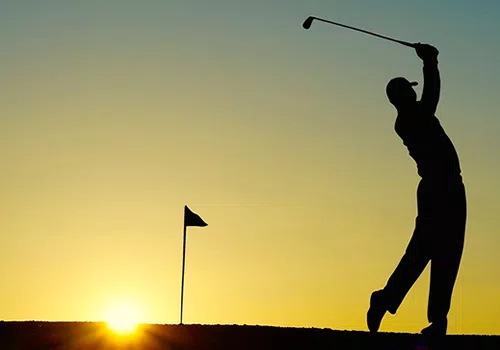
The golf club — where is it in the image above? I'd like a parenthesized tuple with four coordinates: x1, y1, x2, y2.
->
(303, 16, 417, 48)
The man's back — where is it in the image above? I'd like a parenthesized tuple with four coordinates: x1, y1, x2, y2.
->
(395, 105, 462, 179)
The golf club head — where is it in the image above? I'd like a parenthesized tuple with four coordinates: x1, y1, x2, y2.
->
(302, 16, 315, 30)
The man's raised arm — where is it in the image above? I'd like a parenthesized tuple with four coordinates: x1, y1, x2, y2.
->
(416, 43, 440, 115)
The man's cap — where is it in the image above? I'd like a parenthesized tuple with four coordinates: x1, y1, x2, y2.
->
(386, 77, 418, 92)
(386, 77, 418, 102)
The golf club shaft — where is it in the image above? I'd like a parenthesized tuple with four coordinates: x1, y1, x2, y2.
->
(309, 17, 416, 48)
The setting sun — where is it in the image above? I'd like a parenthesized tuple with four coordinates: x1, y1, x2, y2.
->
(104, 301, 142, 335)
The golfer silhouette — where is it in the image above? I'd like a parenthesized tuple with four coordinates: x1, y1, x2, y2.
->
(367, 43, 466, 336)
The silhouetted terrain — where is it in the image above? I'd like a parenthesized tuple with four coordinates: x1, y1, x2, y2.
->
(0, 322, 498, 350)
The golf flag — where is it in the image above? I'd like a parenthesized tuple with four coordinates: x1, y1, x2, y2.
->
(184, 205, 207, 227)
(180, 205, 207, 324)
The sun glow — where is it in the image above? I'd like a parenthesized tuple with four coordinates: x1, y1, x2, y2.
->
(104, 301, 142, 334)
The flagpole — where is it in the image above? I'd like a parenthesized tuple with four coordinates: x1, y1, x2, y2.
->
(180, 205, 207, 325)
(180, 221, 187, 325)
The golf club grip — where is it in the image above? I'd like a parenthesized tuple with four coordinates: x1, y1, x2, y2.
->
(398, 41, 418, 48)
(314, 17, 416, 48)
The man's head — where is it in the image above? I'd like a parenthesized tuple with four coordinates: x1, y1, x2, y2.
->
(386, 77, 418, 110)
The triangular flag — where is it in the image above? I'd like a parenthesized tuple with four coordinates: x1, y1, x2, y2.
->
(184, 206, 207, 227)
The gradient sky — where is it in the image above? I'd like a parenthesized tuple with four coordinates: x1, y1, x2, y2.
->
(1, 0, 499, 335)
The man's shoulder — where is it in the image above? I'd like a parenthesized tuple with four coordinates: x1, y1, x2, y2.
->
(415, 101, 439, 119)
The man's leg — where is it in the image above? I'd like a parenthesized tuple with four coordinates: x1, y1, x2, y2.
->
(425, 184, 466, 335)
(421, 229, 464, 339)
(367, 216, 432, 332)
(383, 216, 433, 314)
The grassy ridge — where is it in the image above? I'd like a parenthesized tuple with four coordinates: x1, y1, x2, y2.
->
(0, 322, 498, 349)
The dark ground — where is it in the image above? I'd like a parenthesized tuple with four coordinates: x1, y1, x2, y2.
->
(0, 322, 498, 350)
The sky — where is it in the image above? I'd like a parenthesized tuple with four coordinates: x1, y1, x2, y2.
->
(1, 0, 500, 335)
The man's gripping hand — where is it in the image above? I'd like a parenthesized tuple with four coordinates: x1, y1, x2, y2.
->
(415, 43, 439, 63)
